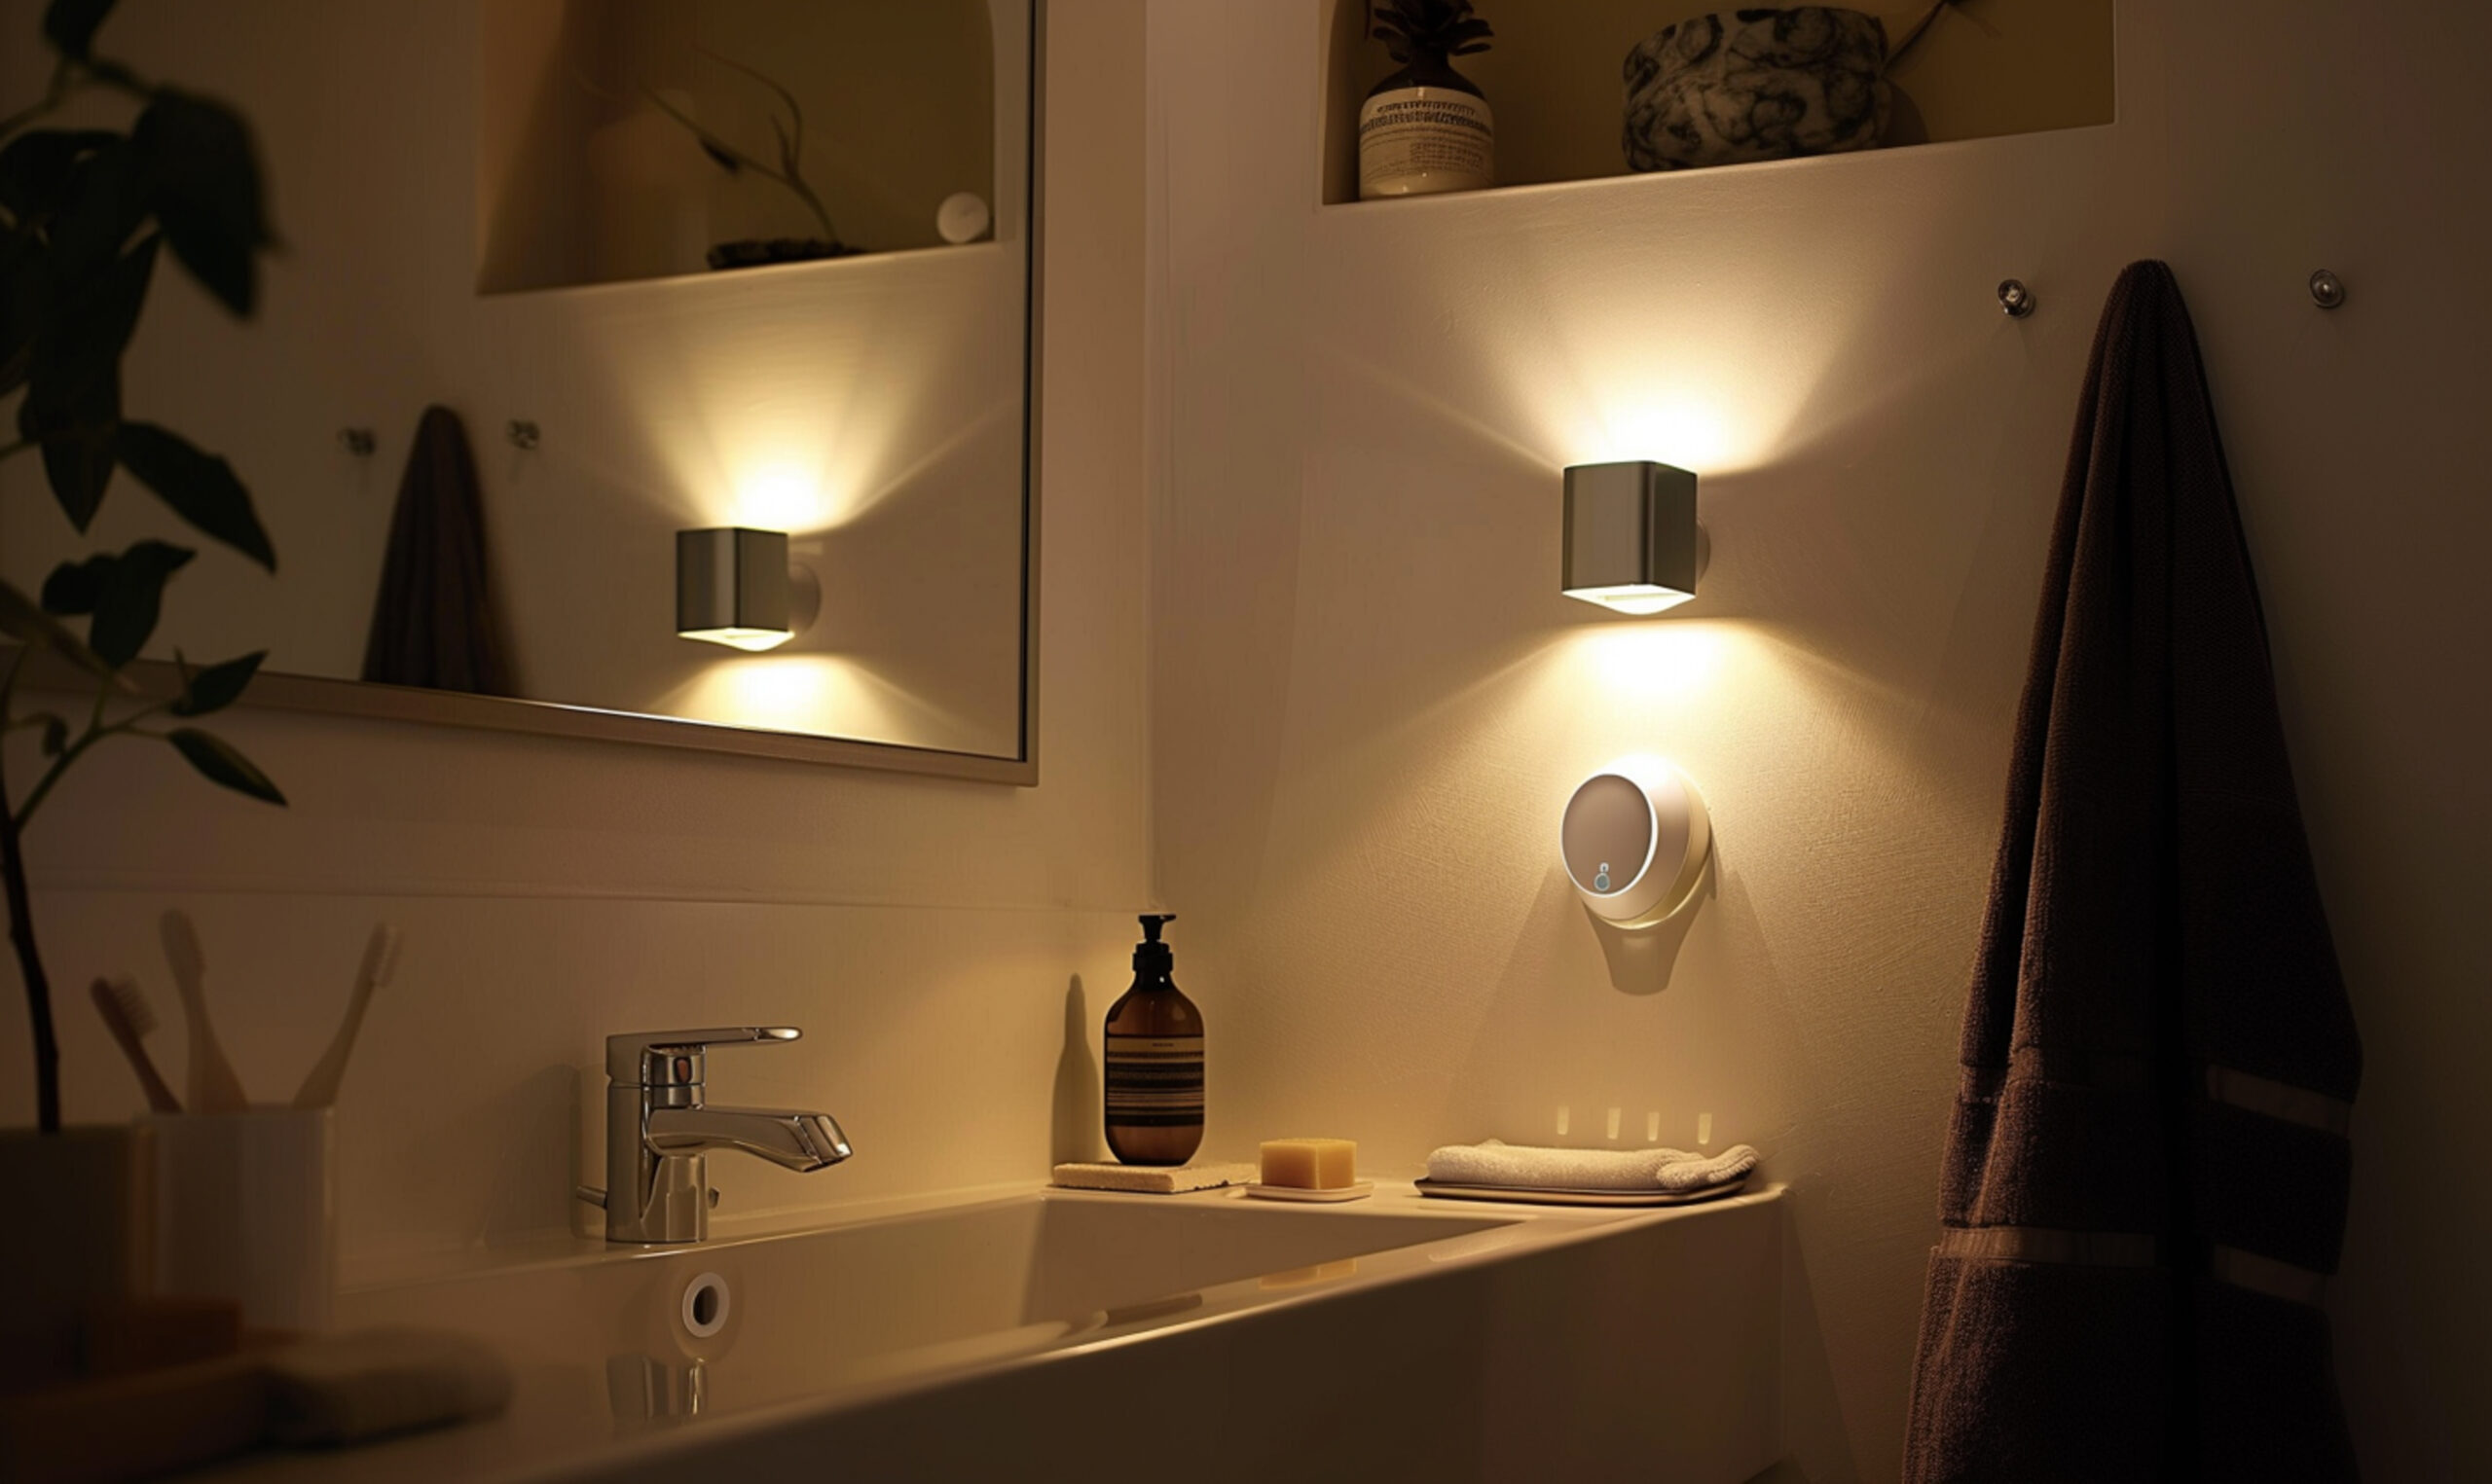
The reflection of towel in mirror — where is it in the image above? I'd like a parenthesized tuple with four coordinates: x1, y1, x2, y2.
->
(1425, 1140, 1758, 1192)
(360, 406, 516, 696)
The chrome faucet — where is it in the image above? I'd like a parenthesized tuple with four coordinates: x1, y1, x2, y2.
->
(576, 1027, 853, 1244)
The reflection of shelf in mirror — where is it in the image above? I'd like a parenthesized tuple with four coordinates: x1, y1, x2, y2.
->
(479, 0, 999, 295)
(1317, 0, 2113, 207)
(474, 237, 1000, 301)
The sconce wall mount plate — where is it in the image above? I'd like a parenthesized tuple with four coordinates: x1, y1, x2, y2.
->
(1562, 460, 1702, 615)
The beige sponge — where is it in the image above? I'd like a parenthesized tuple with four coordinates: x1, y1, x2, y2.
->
(1051, 1161, 1256, 1194)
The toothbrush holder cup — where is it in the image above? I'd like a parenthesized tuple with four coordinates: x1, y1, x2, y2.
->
(143, 1106, 336, 1332)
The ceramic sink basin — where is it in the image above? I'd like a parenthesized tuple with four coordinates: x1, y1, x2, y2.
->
(211, 1181, 1783, 1483)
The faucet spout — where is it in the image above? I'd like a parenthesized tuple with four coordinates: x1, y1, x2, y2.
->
(645, 1105, 853, 1172)
(585, 1027, 856, 1242)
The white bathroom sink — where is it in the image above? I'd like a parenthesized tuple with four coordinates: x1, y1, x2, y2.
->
(211, 1182, 1782, 1482)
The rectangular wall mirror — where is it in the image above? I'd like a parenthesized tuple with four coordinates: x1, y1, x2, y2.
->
(0, 0, 1041, 783)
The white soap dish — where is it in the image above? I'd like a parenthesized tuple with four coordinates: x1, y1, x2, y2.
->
(1244, 1180, 1374, 1203)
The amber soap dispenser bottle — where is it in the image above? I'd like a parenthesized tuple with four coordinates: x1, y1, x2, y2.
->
(1103, 913, 1204, 1165)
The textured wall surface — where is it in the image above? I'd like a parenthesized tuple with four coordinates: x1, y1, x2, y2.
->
(0, 0, 1151, 1271)
(1148, 2, 2491, 1478)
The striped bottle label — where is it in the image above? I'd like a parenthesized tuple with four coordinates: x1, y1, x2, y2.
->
(1105, 1035, 1205, 1128)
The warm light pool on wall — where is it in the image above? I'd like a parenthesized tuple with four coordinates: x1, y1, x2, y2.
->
(676, 527, 821, 652)
(1562, 460, 1704, 615)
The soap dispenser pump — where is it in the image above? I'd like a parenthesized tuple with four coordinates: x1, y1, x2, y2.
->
(1103, 913, 1204, 1166)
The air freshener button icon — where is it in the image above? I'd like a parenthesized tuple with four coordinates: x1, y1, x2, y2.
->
(1594, 862, 1611, 893)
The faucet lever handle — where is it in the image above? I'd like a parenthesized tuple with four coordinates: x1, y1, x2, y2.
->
(606, 1027, 801, 1086)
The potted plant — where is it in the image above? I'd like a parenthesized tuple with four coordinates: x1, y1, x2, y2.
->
(1, 0, 283, 1386)
(640, 51, 862, 271)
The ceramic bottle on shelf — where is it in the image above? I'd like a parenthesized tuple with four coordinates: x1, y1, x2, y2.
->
(1358, 0, 1497, 199)
(1103, 914, 1204, 1166)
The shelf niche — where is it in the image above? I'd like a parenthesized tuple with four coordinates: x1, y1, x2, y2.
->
(479, 0, 998, 293)
(1321, 0, 2114, 206)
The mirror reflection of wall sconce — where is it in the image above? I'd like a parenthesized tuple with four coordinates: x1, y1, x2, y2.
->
(676, 527, 822, 652)
(1561, 460, 1706, 616)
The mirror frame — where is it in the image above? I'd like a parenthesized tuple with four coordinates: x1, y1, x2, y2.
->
(55, 2, 1047, 788)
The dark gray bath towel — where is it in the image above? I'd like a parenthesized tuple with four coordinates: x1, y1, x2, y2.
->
(1901, 262, 2362, 1482)
(360, 406, 517, 696)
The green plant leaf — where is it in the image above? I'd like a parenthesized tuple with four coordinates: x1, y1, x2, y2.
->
(0, 578, 121, 683)
(0, 129, 117, 225)
(38, 553, 104, 614)
(167, 727, 284, 805)
(134, 91, 270, 317)
(68, 539, 194, 667)
(18, 234, 157, 528)
(0, 233, 42, 398)
(41, 137, 148, 275)
(41, 0, 118, 60)
(169, 648, 263, 716)
(17, 380, 117, 528)
(32, 233, 158, 394)
(109, 421, 275, 570)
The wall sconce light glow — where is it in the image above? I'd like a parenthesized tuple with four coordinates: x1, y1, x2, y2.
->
(677, 527, 822, 652)
(735, 462, 831, 532)
(1597, 400, 1734, 472)
(1562, 460, 1704, 616)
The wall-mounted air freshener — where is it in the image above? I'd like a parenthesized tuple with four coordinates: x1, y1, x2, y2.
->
(1559, 756, 1711, 927)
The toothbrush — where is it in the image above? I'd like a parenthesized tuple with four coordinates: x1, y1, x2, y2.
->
(293, 923, 400, 1108)
(161, 910, 249, 1113)
(90, 977, 181, 1113)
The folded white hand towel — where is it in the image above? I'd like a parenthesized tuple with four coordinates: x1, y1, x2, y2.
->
(1424, 1140, 1759, 1193)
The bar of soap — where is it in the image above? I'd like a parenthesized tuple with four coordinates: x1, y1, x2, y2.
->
(1260, 1138, 1357, 1190)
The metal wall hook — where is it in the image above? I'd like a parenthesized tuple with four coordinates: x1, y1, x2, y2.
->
(339, 427, 376, 456)
(507, 419, 541, 451)
(1997, 279, 2036, 318)
(2308, 269, 2346, 309)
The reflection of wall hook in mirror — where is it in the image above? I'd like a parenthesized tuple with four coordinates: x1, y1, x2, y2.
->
(506, 419, 541, 452)
(2308, 269, 2346, 309)
(1997, 279, 2036, 318)
(339, 427, 376, 456)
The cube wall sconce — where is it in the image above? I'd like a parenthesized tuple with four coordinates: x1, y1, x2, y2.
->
(676, 527, 821, 652)
(1561, 460, 1704, 616)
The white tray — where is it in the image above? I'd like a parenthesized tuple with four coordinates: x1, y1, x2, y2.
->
(1411, 1176, 1748, 1208)
(1243, 1180, 1374, 1203)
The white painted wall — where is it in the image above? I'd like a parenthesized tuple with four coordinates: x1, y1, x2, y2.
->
(1146, 2, 2490, 1479)
(0, 0, 1149, 1272)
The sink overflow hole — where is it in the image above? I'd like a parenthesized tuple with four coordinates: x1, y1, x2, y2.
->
(682, 1272, 731, 1338)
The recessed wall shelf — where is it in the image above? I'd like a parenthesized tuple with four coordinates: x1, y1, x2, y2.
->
(479, 0, 999, 294)
(1319, 0, 2113, 207)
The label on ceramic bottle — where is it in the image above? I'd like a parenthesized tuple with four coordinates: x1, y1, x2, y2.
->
(1358, 87, 1494, 199)
(1104, 1035, 1205, 1128)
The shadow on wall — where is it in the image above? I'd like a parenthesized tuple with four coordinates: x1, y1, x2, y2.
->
(1587, 851, 1715, 995)
(1049, 976, 1099, 1165)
